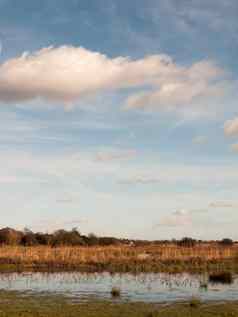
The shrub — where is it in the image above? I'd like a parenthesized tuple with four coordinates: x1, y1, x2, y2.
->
(87, 233, 99, 246)
(51, 229, 85, 246)
(21, 233, 38, 246)
(35, 233, 52, 245)
(209, 272, 233, 284)
(219, 238, 233, 246)
(111, 287, 121, 298)
(0, 228, 23, 245)
(99, 237, 121, 246)
(177, 237, 196, 247)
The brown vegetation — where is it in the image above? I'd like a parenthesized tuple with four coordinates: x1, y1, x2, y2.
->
(0, 243, 238, 273)
(0, 227, 236, 273)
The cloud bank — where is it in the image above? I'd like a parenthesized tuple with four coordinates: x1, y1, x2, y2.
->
(0, 45, 229, 113)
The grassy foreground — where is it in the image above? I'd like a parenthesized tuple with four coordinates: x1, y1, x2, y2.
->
(0, 291, 238, 317)
(0, 244, 238, 273)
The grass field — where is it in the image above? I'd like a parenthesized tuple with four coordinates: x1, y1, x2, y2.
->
(0, 291, 238, 317)
(0, 244, 237, 273)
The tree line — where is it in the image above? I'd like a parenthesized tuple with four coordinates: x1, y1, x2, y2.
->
(0, 227, 133, 246)
(0, 227, 234, 247)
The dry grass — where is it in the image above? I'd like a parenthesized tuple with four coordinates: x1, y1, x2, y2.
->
(0, 243, 237, 272)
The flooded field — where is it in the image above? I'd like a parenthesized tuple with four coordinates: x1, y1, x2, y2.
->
(0, 272, 238, 302)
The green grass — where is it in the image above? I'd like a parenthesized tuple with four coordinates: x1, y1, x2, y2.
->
(0, 291, 238, 316)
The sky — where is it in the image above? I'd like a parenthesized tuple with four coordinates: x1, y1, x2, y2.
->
(0, 0, 238, 240)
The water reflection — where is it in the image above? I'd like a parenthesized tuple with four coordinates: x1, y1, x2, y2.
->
(0, 272, 237, 302)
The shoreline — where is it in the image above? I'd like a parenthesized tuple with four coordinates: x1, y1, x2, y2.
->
(0, 290, 238, 316)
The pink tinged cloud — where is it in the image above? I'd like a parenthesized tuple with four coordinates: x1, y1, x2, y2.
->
(0, 46, 229, 112)
(224, 117, 238, 136)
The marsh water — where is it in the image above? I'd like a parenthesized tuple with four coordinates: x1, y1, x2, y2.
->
(0, 272, 238, 302)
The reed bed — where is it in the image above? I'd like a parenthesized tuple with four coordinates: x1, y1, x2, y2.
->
(0, 243, 237, 273)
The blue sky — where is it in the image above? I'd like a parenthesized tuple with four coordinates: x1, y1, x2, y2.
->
(0, 0, 238, 239)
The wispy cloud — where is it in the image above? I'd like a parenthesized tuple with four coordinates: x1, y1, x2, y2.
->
(192, 135, 208, 145)
(209, 201, 236, 208)
(1, 150, 238, 190)
(95, 149, 137, 162)
(119, 175, 160, 185)
(29, 217, 87, 233)
(157, 209, 192, 227)
(156, 207, 208, 228)
(56, 197, 77, 204)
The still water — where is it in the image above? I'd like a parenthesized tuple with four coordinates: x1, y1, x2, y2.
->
(0, 272, 238, 302)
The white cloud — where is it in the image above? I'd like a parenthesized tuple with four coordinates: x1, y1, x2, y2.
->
(125, 61, 228, 113)
(158, 209, 192, 227)
(224, 117, 238, 136)
(0, 45, 231, 115)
